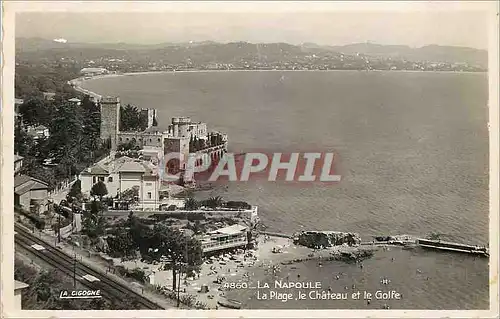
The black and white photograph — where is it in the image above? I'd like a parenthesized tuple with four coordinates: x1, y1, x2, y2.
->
(1, 1, 498, 317)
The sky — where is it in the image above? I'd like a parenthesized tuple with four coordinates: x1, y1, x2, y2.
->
(14, 2, 493, 49)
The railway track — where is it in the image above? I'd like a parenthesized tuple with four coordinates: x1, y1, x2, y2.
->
(15, 225, 164, 309)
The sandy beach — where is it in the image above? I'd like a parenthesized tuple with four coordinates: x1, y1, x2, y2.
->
(110, 234, 373, 309)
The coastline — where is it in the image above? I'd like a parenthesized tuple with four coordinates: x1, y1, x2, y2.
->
(70, 68, 487, 98)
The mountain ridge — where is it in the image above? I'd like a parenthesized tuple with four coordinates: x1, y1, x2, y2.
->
(15, 37, 487, 67)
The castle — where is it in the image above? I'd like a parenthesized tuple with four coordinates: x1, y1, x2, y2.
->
(99, 96, 228, 171)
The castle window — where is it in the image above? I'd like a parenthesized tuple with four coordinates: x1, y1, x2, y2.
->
(126, 137, 129, 141)
(158, 138, 161, 142)
(147, 192, 152, 199)
(93, 176, 97, 183)
(119, 137, 123, 142)
(108, 176, 113, 182)
(149, 139, 152, 142)
(98, 176, 105, 182)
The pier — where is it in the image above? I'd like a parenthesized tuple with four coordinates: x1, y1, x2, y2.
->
(257, 232, 489, 257)
(416, 238, 489, 257)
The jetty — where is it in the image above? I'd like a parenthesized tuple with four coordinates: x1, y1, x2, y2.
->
(416, 238, 489, 257)
(357, 235, 489, 257)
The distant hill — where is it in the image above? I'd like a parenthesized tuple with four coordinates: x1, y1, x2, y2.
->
(302, 42, 487, 67)
(16, 38, 487, 68)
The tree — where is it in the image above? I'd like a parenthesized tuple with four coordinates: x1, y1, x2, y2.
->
(18, 97, 54, 127)
(120, 186, 140, 202)
(107, 226, 137, 259)
(80, 95, 102, 164)
(206, 196, 223, 209)
(120, 104, 148, 132)
(82, 201, 106, 239)
(48, 102, 84, 178)
(184, 197, 199, 211)
(68, 179, 83, 201)
(127, 212, 152, 253)
(188, 220, 205, 234)
(143, 224, 203, 290)
(14, 118, 35, 156)
(90, 181, 108, 201)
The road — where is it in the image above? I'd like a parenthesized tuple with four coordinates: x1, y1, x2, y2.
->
(14, 224, 164, 309)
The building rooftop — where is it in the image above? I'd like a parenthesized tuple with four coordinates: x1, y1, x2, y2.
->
(117, 161, 146, 173)
(14, 175, 32, 188)
(88, 165, 109, 175)
(209, 224, 247, 236)
(80, 67, 108, 73)
(81, 156, 157, 176)
(14, 175, 49, 195)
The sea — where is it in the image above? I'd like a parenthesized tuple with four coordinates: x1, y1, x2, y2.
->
(81, 70, 489, 309)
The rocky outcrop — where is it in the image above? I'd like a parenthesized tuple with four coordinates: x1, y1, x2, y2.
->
(338, 248, 374, 262)
(280, 247, 374, 265)
(293, 231, 361, 248)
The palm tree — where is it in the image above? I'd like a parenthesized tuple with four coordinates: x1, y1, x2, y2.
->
(206, 196, 223, 209)
(184, 197, 199, 211)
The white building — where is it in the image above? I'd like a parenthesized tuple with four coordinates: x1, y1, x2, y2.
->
(198, 224, 248, 254)
(14, 175, 49, 214)
(80, 67, 108, 77)
(27, 125, 50, 140)
(79, 156, 160, 210)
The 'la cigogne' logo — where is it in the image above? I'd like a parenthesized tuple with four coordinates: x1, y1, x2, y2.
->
(59, 289, 102, 299)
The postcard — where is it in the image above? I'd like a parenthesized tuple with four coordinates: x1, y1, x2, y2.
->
(1, 1, 498, 318)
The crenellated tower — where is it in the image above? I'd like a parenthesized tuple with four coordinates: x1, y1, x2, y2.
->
(100, 96, 121, 151)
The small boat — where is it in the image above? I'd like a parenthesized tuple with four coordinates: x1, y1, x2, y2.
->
(218, 298, 242, 309)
